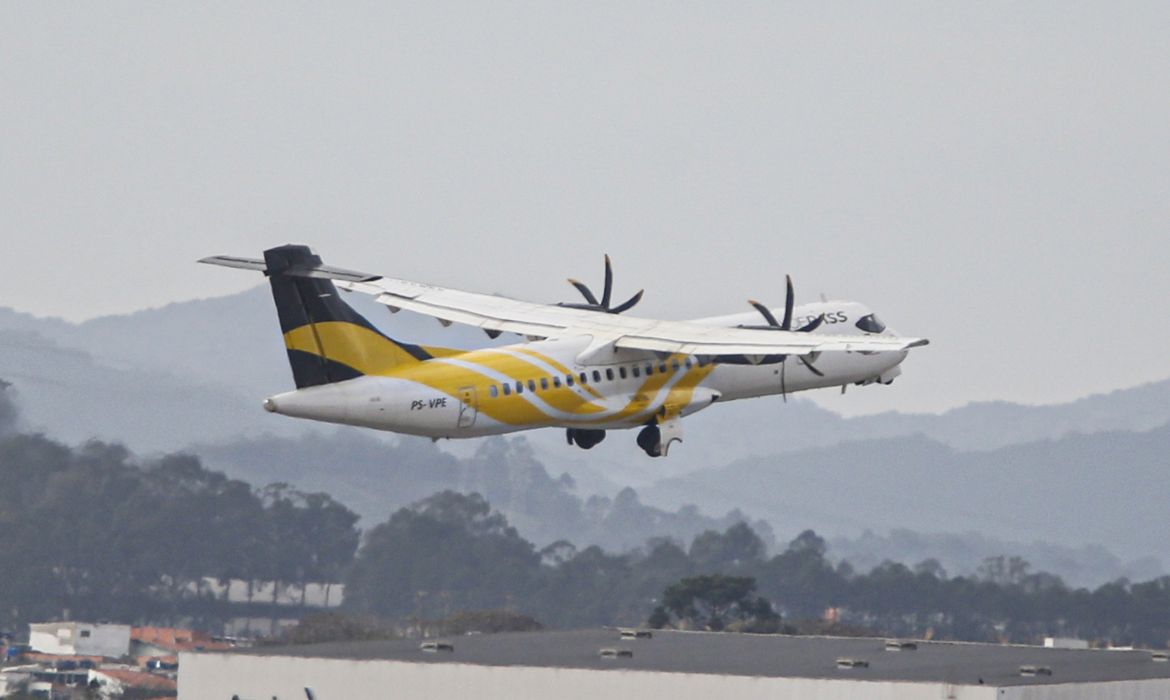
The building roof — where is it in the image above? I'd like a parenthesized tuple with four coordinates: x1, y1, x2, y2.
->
(20, 653, 104, 665)
(132, 627, 231, 653)
(222, 629, 1170, 687)
(94, 668, 177, 691)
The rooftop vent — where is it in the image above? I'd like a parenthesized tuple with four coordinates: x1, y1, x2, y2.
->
(599, 648, 634, 659)
(1018, 665, 1053, 677)
(619, 629, 653, 640)
(836, 658, 869, 669)
(885, 640, 918, 652)
(419, 641, 454, 653)
(1151, 651, 1169, 663)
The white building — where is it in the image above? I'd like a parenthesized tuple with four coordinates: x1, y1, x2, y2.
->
(178, 629, 1170, 700)
(28, 621, 131, 658)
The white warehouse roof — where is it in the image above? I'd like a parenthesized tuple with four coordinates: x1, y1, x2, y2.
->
(178, 629, 1170, 700)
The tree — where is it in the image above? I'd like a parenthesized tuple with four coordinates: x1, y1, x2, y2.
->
(688, 523, 765, 572)
(344, 491, 540, 619)
(283, 612, 395, 645)
(0, 379, 17, 436)
(757, 529, 844, 619)
(661, 575, 778, 631)
(259, 484, 360, 606)
(647, 606, 671, 629)
(531, 545, 637, 628)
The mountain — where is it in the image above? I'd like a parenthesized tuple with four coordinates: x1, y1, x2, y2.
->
(827, 529, 1163, 590)
(642, 423, 1170, 563)
(193, 430, 776, 553)
(0, 328, 274, 449)
(2, 289, 1169, 585)
(0, 287, 517, 451)
(3, 287, 1168, 465)
(845, 383, 1170, 451)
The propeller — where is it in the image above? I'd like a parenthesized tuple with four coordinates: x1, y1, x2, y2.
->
(740, 274, 826, 377)
(558, 255, 644, 314)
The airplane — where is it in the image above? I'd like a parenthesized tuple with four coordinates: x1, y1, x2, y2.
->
(201, 244, 927, 457)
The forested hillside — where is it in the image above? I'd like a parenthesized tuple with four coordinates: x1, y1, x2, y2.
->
(4, 381, 1170, 647)
(3, 291, 1169, 586)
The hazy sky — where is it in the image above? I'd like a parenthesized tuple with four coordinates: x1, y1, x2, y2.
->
(2, 2, 1168, 415)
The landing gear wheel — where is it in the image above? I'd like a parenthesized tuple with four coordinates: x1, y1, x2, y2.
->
(567, 428, 606, 450)
(636, 424, 662, 457)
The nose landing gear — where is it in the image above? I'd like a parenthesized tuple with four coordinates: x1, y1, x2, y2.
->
(636, 424, 662, 457)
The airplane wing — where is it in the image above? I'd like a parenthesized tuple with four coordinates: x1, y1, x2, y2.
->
(200, 254, 927, 357)
(336, 277, 927, 357)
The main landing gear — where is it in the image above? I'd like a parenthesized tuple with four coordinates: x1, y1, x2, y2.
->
(566, 421, 681, 458)
(566, 428, 606, 450)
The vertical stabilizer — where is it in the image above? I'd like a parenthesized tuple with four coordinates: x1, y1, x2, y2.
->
(262, 244, 431, 388)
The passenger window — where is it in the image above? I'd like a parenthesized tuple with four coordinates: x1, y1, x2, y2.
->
(632, 366, 641, 378)
(528, 379, 537, 392)
(605, 368, 614, 381)
(591, 370, 600, 383)
(645, 364, 654, 376)
(516, 381, 524, 394)
(684, 359, 693, 369)
(540, 377, 549, 391)
(671, 360, 680, 371)
(553, 376, 561, 388)
(658, 363, 667, 374)
(503, 383, 512, 396)
(619, 366, 627, 379)
(567, 375, 575, 386)
(489, 385, 499, 398)
(579, 372, 588, 384)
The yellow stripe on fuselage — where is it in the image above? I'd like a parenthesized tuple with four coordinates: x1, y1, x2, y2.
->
(284, 322, 714, 428)
(578, 357, 715, 426)
(510, 347, 604, 400)
(392, 347, 606, 424)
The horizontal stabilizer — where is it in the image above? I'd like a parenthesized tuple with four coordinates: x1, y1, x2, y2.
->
(199, 255, 381, 283)
(198, 255, 267, 271)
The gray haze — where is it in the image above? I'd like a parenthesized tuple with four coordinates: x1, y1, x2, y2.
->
(3, 3, 1169, 415)
(2, 288, 1168, 584)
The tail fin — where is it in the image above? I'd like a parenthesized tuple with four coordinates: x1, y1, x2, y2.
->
(262, 244, 434, 388)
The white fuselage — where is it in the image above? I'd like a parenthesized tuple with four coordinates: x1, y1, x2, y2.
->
(264, 300, 907, 441)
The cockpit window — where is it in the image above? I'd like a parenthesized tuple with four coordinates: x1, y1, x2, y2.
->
(855, 313, 887, 334)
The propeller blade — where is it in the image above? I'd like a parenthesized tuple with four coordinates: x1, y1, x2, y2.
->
(799, 356, 825, 377)
(748, 300, 781, 328)
(781, 275, 795, 331)
(568, 279, 599, 306)
(796, 313, 825, 333)
(601, 254, 613, 308)
(610, 289, 644, 314)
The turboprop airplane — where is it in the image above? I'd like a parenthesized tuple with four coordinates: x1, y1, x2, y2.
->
(201, 244, 927, 457)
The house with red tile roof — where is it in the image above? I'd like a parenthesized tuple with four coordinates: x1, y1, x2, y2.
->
(131, 627, 233, 658)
